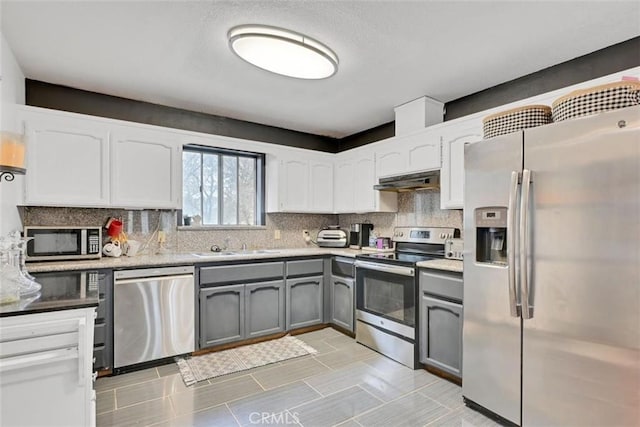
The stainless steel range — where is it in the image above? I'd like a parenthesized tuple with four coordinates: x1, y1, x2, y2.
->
(354, 226, 459, 368)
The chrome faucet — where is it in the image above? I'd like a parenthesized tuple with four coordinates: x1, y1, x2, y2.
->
(241, 242, 247, 251)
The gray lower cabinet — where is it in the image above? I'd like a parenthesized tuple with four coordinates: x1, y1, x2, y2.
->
(419, 269, 464, 378)
(245, 280, 286, 339)
(200, 280, 286, 348)
(329, 275, 354, 332)
(200, 284, 245, 347)
(286, 275, 324, 330)
(419, 295, 463, 377)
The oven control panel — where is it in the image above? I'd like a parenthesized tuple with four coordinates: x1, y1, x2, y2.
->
(393, 226, 459, 244)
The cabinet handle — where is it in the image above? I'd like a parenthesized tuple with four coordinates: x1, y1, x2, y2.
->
(78, 317, 86, 385)
(0, 347, 78, 373)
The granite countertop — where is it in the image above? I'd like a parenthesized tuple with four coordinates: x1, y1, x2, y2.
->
(26, 247, 363, 273)
(25, 247, 463, 274)
(416, 259, 464, 273)
(0, 285, 99, 318)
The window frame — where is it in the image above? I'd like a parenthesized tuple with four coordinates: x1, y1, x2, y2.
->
(181, 144, 265, 227)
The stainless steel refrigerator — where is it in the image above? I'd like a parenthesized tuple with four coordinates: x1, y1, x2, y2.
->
(462, 106, 640, 426)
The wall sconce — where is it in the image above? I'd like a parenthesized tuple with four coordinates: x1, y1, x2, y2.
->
(0, 131, 26, 183)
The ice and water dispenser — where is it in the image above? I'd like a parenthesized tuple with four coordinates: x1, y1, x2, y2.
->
(475, 207, 508, 265)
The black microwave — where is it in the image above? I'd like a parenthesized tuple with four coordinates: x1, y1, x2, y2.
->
(24, 226, 102, 262)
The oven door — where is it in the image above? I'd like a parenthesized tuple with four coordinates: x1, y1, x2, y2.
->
(354, 260, 416, 338)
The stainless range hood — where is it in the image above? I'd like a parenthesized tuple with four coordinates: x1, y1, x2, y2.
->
(374, 170, 440, 192)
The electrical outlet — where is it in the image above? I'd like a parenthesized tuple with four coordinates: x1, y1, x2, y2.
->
(158, 230, 166, 243)
(274, 229, 281, 240)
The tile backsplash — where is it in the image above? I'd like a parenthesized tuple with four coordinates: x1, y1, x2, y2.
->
(338, 191, 462, 239)
(19, 190, 463, 254)
(177, 213, 337, 253)
(19, 207, 337, 254)
(395, 191, 463, 229)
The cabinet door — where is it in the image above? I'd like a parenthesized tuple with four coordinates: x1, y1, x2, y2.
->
(199, 285, 245, 348)
(245, 280, 285, 339)
(333, 157, 354, 213)
(375, 145, 406, 178)
(309, 161, 334, 212)
(24, 114, 110, 206)
(0, 308, 96, 427)
(110, 129, 181, 209)
(330, 275, 354, 332)
(405, 129, 441, 173)
(279, 159, 309, 211)
(419, 294, 463, 377)
(440, 124, 482, 209)
(353, 154, 376, 212)
(286, 276, 324, 330)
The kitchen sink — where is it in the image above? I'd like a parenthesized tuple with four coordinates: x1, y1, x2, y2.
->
(238, 249, 280, 255)
(191, 251, 237, 257)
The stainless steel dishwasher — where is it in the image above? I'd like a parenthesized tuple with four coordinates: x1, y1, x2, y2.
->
(114, 266, 195, 368)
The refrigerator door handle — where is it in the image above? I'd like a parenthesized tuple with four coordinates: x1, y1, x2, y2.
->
(520, 169, 533, 319)
(507, 171, 521, 318)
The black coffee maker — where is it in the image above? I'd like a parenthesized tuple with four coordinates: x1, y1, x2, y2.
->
(349, 223, 374, 249)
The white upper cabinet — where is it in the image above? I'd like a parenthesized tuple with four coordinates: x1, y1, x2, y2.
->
(405, 128, 441, 172)
(375, 143, 405, 178)
(268, 150, 334, 213)
(279, 158, 310, 212)
(21, 106, 181, 209)
(439, 119, 482, 209)
(309, 161, 334, 212)
(375, 127, 441, 179)
(333, 145, 397, 213)
(110, 129, 182, 209)
(333, 155, 354, 212)
(23, 110, 111, 207)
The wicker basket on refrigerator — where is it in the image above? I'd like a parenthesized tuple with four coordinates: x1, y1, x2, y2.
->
(552, 81, 640, 122)
(482, 105, 552, 139)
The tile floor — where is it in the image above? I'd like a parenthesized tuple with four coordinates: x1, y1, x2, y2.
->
(95, 328, 501, 427)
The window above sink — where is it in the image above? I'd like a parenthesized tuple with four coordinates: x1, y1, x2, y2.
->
(182, 145, 265, 227)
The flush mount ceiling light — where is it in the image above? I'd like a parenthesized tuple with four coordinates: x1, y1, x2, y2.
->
(228, 25, 338, 79)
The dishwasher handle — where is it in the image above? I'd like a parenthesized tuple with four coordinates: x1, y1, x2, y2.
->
(115, 274, 194, 285)
(114, 266, 194, 280)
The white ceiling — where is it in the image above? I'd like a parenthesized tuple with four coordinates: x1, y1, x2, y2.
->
(1, 1, 639, 138)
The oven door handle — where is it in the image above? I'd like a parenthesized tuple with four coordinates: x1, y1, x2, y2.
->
(354, 261, 415, 277)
